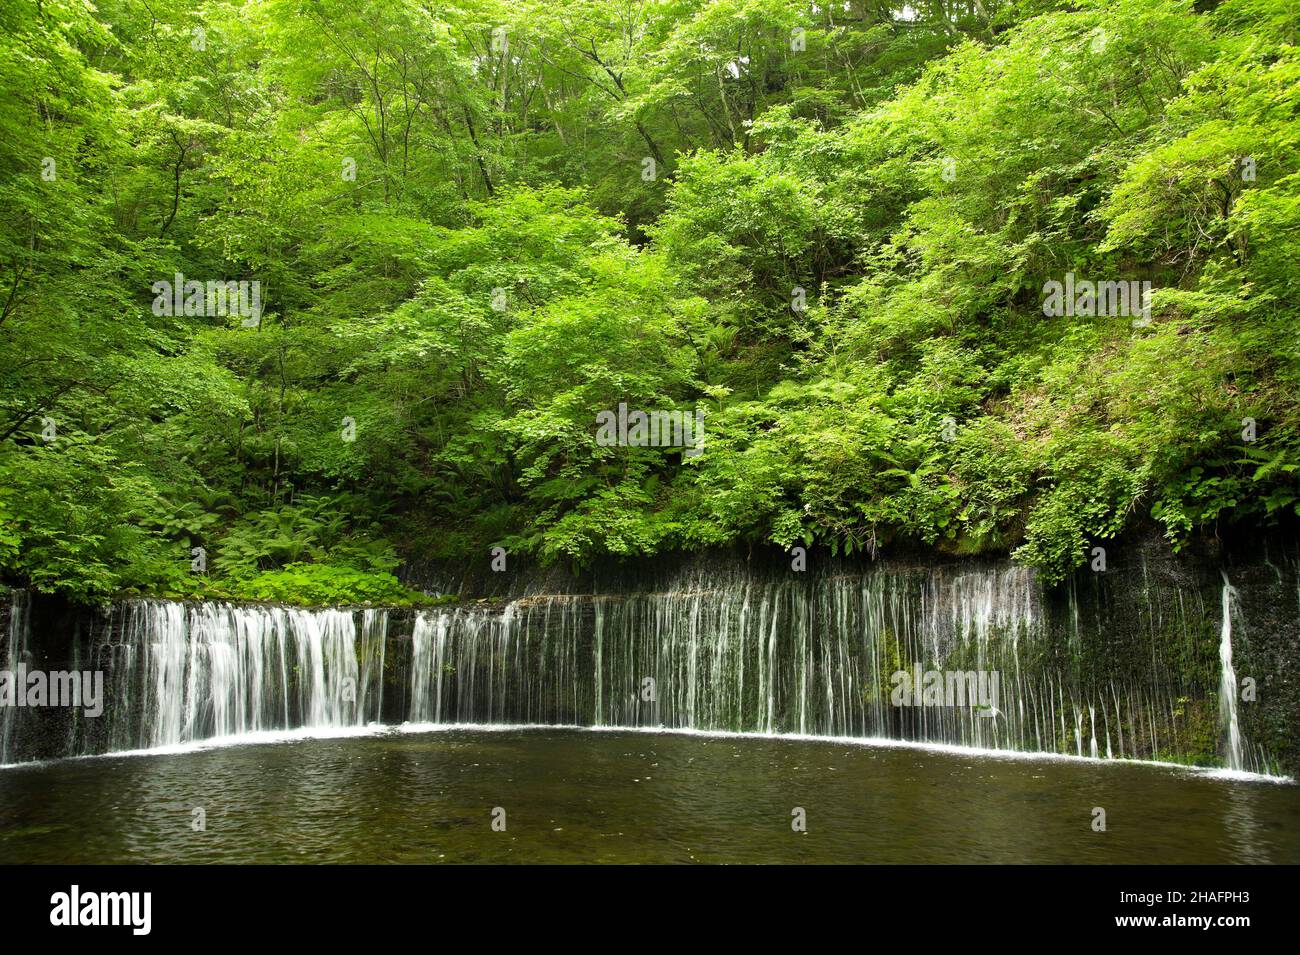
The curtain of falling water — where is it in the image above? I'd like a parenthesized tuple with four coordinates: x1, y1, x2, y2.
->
(92, 601, 386, 752)
(0, 559, 1270, 773)
(406, 569, 1043, 742)
(0, 589, 31, 763)
(405, 563, 1259, 770)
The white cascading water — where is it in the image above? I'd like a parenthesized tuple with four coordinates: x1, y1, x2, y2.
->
(97, 601, 384, 752)
(0, 561, 1269, 773)
(402, 563, 1227, 765)
(1218, 574, 1244, 771)
(0, 589, 31, 763)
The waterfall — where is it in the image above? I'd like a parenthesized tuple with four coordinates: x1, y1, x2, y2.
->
(400, 562, 1246, 765)
(1218, 574, 1245, 771)
(0, 589, 31, 764)
(93, 601, 383, 752)
(0, 555, 1278, 773)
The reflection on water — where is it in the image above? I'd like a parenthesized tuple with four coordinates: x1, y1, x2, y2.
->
(0, 728, 1296, 864)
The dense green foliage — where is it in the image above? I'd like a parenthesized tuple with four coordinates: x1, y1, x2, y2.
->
(2, 0, 1298, 604)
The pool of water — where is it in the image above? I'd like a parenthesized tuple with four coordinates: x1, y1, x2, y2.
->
(1, 727, 1296, 863)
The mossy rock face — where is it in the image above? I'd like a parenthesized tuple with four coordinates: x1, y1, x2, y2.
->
(1164, 697, 1220, 766)
(935, 527, 1024, 558)
(1049, 530, 1300, 775)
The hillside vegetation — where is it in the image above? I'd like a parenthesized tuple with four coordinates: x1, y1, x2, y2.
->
(2, 0, 1298, 603)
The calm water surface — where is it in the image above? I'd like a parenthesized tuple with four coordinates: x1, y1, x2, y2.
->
(0, 728, 1296, 863)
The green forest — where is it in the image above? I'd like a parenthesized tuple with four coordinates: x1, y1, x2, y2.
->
(1, 0, 1297, 606)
